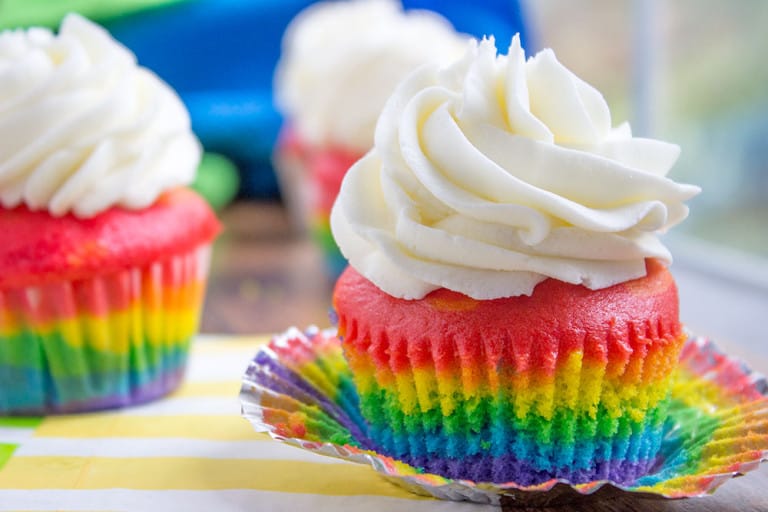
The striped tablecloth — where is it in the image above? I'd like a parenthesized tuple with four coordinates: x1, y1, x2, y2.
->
(0, 336, 495, 511)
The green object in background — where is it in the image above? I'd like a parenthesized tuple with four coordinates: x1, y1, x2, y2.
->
(192, 152, 240, 211)
(0, 444, 17, 471)
(0, 0, 186, 29)
(0, 417, 43, 428)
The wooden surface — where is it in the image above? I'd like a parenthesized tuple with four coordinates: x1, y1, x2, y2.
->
(202, 201, 768, 512)
(201, 201, 333, 335)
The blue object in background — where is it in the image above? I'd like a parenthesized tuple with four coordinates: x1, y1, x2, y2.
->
(105, 0, 530, 199)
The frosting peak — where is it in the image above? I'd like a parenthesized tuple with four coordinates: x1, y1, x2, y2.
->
(331, 36, 701, 299)
(0, 14, 200, 218)
(274, 0, 468, 152)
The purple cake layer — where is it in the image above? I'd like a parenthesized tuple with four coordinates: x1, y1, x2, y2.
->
(401, 452, 654, 486)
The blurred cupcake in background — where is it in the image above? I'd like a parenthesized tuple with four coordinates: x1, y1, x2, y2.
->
(0, 14, 220, 414)
(273, 0, 469, 279)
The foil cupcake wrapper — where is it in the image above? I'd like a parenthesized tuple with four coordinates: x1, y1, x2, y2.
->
(240, 326, 768, 506)
(0, 245, 212, 415)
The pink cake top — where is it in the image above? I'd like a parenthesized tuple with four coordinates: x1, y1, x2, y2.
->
(334, 259, 681, 373)
(277, 125, 362, 215)
(309, 148, 361, 215)
(0, 188, 220, 289)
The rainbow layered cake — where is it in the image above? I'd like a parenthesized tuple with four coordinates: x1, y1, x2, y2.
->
(335, 261, 685, 484)
(330, 36, 700, 484)
(273, 0, 467, 278)
(0, 15, 219, 414)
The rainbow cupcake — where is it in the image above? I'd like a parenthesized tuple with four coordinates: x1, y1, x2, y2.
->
(0, 15, 219, 414)
(273, 0, 467, 278)
(334, 261, 685, 484)
(330, 36, 700, 484)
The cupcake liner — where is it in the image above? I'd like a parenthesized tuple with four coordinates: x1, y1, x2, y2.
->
(273, 128, 354, 279)
(0, 244, 211, 415)
(240, 327, 768, 506)
(274, 146, 346, 279)
(308, 217, 347, 280)
(273, 144, 312, 234)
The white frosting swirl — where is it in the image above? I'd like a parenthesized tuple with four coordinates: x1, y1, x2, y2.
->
(274, 0, 468, 153)
(0, 14, 200, 218)
(331, 36, 701, 299)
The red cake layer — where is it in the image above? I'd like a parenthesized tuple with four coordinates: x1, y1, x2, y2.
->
(0, 188, 220, 289)
(309, 148, 361, 214)
(276, 125, 310, 166)
(277, 125, 361, 215)
(333, 259, 682, 375)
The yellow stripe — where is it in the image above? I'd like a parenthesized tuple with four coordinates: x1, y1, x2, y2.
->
(192, 337, 267, 354)
(35, 415, 259, 440)
(0, 457, 421, 498)
(171, 380, 242, 397)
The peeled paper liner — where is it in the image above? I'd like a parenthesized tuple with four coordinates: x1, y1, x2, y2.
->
(240, 326, 768, 507)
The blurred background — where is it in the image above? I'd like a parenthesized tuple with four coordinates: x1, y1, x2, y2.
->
(528, 0, 768, 259)
(528, 0, 768, 359)
(2, 0, 766, 352)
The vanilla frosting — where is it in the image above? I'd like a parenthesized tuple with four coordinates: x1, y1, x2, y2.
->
(0, 14, 200, 218)
(274, 0, 468, 153)
(331, 36, 701, 299)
